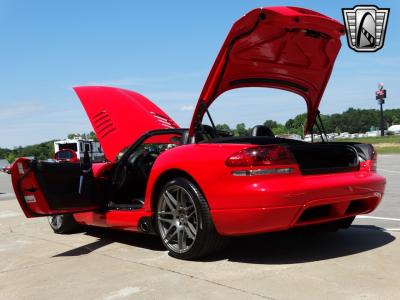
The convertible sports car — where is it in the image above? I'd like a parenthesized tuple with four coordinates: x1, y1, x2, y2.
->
(11, 7, 386, 259)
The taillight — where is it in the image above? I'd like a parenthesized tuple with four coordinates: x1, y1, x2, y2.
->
(225, 145, 296, 167)
(360, 146, 378, 172)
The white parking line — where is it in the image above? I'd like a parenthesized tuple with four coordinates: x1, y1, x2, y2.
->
(385, 228, 400, 231)
(379, 169, 400, 174)
(356, 215, 400, 222)
(0, 210, 21, 218)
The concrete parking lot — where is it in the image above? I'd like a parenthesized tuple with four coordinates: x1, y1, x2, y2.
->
(0, 155, 399, 299)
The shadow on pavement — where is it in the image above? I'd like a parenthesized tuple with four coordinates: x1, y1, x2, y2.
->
(53, 227, 164, 257)
(53, 225, 395, 264)
(208, 225, 395, 264)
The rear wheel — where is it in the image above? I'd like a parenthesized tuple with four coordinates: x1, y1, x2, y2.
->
(47, 214, 82, 234)
(156, 177, 227, 260)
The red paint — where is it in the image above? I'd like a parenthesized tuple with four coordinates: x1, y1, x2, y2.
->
(189, 7, 344, 136)
(144, 143, 385, 235)
(74, 86, 179, 161)
(73, 209, 152, 232)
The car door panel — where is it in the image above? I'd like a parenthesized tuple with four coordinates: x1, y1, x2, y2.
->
(12, 157, 101, 218)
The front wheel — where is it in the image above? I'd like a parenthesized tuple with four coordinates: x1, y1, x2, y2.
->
(156, 177, 227, 260)
(47, 214, 82, 234)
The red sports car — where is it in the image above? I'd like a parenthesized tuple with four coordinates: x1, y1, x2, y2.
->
(54, 149, 79, 163)
(3, 164, 12, 174)
(11, 7, 386, 260)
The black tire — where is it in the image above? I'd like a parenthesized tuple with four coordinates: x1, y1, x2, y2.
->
(156, 177, 227, 260)
(312, 216, 355, 233)
(47, 214, 82, 234)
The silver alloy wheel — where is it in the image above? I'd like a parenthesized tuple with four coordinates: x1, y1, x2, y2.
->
(157, 185, 198, 253)
(48, 215, 63, 230)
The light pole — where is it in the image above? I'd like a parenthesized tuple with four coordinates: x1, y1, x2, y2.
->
(376, 82, 387, 137)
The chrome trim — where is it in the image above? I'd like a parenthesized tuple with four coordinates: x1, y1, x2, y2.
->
(232, 168, 294, 176)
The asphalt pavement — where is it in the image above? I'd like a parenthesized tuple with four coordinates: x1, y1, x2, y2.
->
(0, 155, 399, 299)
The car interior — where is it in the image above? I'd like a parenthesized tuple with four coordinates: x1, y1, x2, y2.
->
(103, 124, 278, 209)
(196, 124, 276, 142)
(106, 131, 187, 210)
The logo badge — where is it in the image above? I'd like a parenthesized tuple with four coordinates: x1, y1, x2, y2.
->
(342, 5, 390, 52)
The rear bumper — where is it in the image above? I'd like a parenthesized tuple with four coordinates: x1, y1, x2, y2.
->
(209, 172, 385, 236)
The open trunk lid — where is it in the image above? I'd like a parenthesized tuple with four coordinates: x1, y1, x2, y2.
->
(74, 86, 179, 161)
(189, 7, 344, 136)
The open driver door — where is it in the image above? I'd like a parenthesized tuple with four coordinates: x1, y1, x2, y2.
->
(11, 156, 100, 218)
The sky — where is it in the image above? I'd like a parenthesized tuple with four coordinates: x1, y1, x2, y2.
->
(0, 0, 398, 148)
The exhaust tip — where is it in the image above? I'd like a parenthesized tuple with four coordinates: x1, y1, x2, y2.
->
(138, 217, 156, 235)
(140, 221, 149, 232)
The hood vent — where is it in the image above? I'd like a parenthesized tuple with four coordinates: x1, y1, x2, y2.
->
(92, 111, 116, 139)
(151, 112, 178, 129)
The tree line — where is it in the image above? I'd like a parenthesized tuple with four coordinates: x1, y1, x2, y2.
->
(217, 108, 400, 137)
(0, 131, 97, 163)
(1, 108, 399, 162)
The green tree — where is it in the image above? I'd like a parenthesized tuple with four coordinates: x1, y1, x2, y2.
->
(285, 119, 295, 130)
(273, 124, 287, 135)
(5, 152, 16, 163)
(235, 123, 248, 136)
(263, 120, 279, 129)
(67, 133, 76, 139)
(216, 124, 231, 131)
(88, 131, 98, 141)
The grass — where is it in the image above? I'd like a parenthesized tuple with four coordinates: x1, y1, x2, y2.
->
(337, 135, 400, 154)
(374, 147, 400, 154)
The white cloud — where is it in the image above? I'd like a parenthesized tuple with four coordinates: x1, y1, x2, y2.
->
(0, 101, 46, 119)
(180, 105, 194, 111)
(147, 91, 198, 101)
(73, 70, 206, 89)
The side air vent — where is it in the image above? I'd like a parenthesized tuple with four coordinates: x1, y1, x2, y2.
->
(91, 111, 116, 139)
(150, 112, 178, 129)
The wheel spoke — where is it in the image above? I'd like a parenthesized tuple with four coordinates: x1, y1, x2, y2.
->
(187, 221, 197, 237)
(159, 217, 174, 224)
(187, 210, 196, 219)
(159, 211, 174, 216)
(177, 228, 186, 250)
(185, 226, 195, 240)
(164, 224, 175, 238)
(176, 188, 182, 206)
(164, 191, 177, 210)
(166, 228, 178, 243)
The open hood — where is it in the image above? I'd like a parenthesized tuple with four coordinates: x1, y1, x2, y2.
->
(74, 86, 179, 161)
(189, 7, 344, 135)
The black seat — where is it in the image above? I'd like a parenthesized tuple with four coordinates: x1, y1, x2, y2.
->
(196, 125, 216, 141)
(251, 125, 275, 137)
